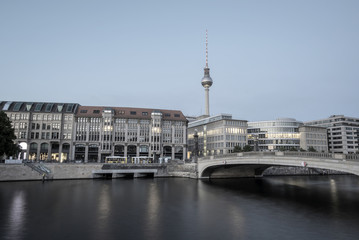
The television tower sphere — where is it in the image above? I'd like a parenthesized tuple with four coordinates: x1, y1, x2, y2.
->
(201, 70, 213, 88)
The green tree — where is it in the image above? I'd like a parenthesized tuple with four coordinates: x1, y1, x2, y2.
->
(289, 147, 297, 152)
(242, 145, 253, 152)
(308, 146, 317, 152)
(0, 111, 20, 159)
(233, 145, 242, 153)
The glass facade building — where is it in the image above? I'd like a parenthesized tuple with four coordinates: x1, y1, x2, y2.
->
(187, 114, 247, 157)
(248, 118, 303, 151)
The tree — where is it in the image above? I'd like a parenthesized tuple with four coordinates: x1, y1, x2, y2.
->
(0, 111, 20, 159)
(233, 145, 242, 153)
(308, 146, 317, 152)
(289, 147, 297, 152)
(242, 145, 253, 152)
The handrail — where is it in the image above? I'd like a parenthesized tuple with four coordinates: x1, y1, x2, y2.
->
(24, 162, 53, 179)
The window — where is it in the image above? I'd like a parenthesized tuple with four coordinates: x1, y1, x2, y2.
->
(3, 101, 12, 111)
(142, 112, 148, 116)
(130, 111, 136, 115)
(13, 102, 23, 111)
(118, 110, 125, 115)
(35, 103, 44, 111)
(66, 104, 74, 112)
(174, 114, 180, 118)
(93, 110, 100, 114)
(80, 110, 88, 113)
(164, 113, 171, 117)
(45, 103, 54, 112)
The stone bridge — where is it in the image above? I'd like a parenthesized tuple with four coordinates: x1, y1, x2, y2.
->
(197, 152, 359, 179)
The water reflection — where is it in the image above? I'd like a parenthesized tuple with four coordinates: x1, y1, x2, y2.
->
(1, 176, 359, 240)
(5, 191, 26, 240)
(144, 181, 161, 239)
(96, 182, 111, 233)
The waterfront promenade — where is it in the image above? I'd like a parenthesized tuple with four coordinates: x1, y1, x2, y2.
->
(1, 152, 358, 181)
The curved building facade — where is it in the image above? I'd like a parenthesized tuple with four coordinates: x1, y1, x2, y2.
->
(248, 118, 303, 151)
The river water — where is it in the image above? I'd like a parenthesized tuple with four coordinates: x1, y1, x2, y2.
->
(1, 176, 359, 240)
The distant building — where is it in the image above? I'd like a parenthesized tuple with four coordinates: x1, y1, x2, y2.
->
(0, 101, 188, 162)
(305, 115, 359, 154)
(247, 118, 303, 151)
(299, 126, 328, 152)
(187, 114, 247, 157)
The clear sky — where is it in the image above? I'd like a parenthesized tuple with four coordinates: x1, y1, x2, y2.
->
(1, 0, 358, 122)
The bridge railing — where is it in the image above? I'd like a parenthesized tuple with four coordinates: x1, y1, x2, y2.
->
(282, 152, 334, 159)
(346, 154, 359, 161)
(198, 151, 359, 161)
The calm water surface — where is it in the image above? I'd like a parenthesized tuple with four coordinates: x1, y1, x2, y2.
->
(1, 176, 359, 240)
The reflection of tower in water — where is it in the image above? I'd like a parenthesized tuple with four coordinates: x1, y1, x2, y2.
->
(201, 30, 213, 116)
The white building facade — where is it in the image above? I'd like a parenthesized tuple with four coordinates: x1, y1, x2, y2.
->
(305, 115, 359, 154)
(187, 114, 247, 157)
(299, 126, 328, 152)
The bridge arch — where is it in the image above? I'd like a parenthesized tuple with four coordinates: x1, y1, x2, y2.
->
(197, 152, 359, 179)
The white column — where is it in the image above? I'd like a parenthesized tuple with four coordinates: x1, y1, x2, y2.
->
(205, 87, 210, 116)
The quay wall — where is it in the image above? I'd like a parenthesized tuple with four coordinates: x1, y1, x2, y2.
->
(0, 163, 197, 182)
(0, 163, 344, 182)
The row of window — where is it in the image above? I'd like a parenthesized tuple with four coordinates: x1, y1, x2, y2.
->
(80, 109, 181, 118)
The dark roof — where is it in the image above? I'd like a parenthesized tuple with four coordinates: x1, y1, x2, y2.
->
(0, 101, 79, 114)
(76, 106, 187, 122)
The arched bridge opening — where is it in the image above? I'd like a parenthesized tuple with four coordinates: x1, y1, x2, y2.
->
(201, 164, 272, 179)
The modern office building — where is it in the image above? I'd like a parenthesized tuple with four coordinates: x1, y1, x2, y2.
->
(247, 118, 303, 151)
(0, 101, 188, 162)
(305, 115, 359, 154)
(299, 126, 328, 152)
(187, 114, 247, 157)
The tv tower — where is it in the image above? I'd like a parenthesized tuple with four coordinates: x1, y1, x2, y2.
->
(201, 30, 213, 116)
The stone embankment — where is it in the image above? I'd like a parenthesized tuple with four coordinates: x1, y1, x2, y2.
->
(0, 162, 198, 182)
(263, 166, 345, 176)
(0, 162, 345, 182)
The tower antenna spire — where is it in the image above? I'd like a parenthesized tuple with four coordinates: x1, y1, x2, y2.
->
(201, 29, 213, 116)
(205, 29, 208, 68)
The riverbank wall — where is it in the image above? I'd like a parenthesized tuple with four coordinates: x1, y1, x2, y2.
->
(0, 163, 346, 182)
(0, 163, 198, 182)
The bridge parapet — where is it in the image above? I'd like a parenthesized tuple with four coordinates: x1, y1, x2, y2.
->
(197, 152, 359, 178)
(346, 154, 359, 161)
(199, 152, 359, 162)
(281, 152, 334, 159)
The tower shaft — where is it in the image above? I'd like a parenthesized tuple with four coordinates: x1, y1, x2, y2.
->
(205, 87, 210, 116)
